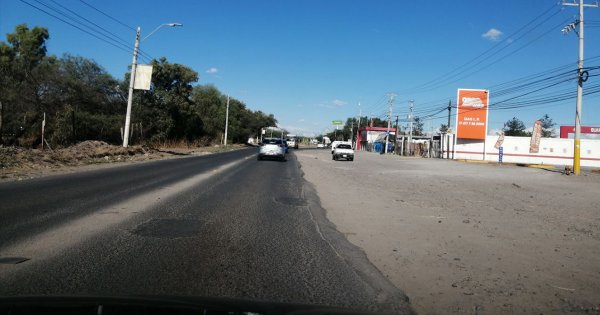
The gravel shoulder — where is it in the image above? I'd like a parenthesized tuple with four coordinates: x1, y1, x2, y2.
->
(0, 141, 248, 182)
(295, 147, 600, 314)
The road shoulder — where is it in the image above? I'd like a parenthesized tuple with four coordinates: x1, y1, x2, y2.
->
(295, 148, 600, 314)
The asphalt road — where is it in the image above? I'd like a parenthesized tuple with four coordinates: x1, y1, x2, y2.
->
(0, 148, 412, 314)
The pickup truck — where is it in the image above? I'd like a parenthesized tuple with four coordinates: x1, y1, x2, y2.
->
(332, 143, 354, 161)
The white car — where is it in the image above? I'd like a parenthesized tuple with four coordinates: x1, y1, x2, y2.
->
(317, 143, 324, 148)
(332, 143, 354, 161)
(331, 141, 351, 154)
(258, 138, 286, 161)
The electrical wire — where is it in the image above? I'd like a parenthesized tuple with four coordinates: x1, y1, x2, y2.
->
(22, 0, 155, 63)
(79, 0, 135, 31)
(19, 0, 132, 55)
(398, 4, 562, 94)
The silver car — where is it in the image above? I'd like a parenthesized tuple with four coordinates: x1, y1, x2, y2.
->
(258, 138, 286, 161)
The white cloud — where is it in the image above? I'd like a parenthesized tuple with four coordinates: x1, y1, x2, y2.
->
(332, 99, 347, 107)
(206, 67, 218, 74)
(298, 119, 305, 122)
(482, 28, 503, 41)
(317, 99, 348, 109)
(488, 128, 503, 135)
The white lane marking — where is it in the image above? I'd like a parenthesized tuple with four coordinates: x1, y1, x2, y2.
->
(0, 155, 253, 272)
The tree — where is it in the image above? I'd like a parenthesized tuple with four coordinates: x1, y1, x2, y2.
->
(191, 85, 277, 145)
(539, 114, 556, 137)
(339, 117, 359, 141)
(503, 117, 530, 136)
(439, 123, 449, 133)
(412, 116, 424, 136)
(1, 24, 280, 147)
(0, 24, 51, 145)
(132, 57, 199, 143)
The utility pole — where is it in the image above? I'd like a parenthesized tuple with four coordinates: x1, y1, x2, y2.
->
(350, 120, 354, 144)
(356, 102, 361, 147)
(224, 95, 230, 146)
(384, 93, 396, 154)
(123, 27, 141, 148)
(407, 100, 414, 156)
(394, 115, 399, 155)
(562, 0, 598, 175)
(447, 100, 452, 132)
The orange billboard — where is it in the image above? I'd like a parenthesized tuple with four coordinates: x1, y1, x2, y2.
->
(456, 89, 489, 140)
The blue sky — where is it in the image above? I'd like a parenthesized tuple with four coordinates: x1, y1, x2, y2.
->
(2, 0, 600, 136)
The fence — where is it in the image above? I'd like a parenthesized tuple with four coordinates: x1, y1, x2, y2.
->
(443, 134, 600, 167)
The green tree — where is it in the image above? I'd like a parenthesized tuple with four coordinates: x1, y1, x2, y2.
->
(133, 57, 199, 143)
(1, 24, 279, 147)
(191, 85, 277, 144)
(539, 114, 556, 137)
(503, 117, 531, 136)
(439, 123, 449, 133)
(0, 24, 51, 145)
(412, 116, 424, 136)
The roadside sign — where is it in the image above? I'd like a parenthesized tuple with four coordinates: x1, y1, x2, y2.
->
(134, 64, 153, 90)
(494, 133, 505, 149)
(530, 120, 542, 153)
(332, 120, 343, 126)
(499, 146, 503, 163)
(456, 89, 489, 140)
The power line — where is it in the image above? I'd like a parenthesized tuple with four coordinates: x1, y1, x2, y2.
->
(19, 0, 132, 55)
(47, 0, 131, 47)
(79, 0, 135, 31)
(399, 4, 562, 94)
(22, 0, 155, 62)
(415, 15, 572, 94)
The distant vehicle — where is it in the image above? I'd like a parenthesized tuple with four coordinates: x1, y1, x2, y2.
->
(332, 143, 354, 161)
(258, 138, 286, 161)
(317, 143, 325, 148)
(330, 141, 351, 154)
(286, 135, 299, 149)
(322, 136, 331, 146)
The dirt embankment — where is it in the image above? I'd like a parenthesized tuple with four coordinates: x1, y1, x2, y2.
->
(0, 140, 246, 181)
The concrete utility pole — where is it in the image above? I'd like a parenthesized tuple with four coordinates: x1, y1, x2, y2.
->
(384, 93, 396, 154)
(356, 102, 361, 146)
(123, 27, 141, 148)
(224, 95, 230, 146)
(394, 115, 399, 155)
(350, 120, 354, 144)
(447, 100, 452, 132)
(562, 0, 598, 175)
(407, 100, 414, 156)
(122, 23, 182, 148)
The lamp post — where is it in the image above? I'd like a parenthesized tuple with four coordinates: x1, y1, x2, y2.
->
(123, 23, 183, 148)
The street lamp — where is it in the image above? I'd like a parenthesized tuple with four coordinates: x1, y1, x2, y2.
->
(123, 22, 183, 148)
(142, 23, 183, 42)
